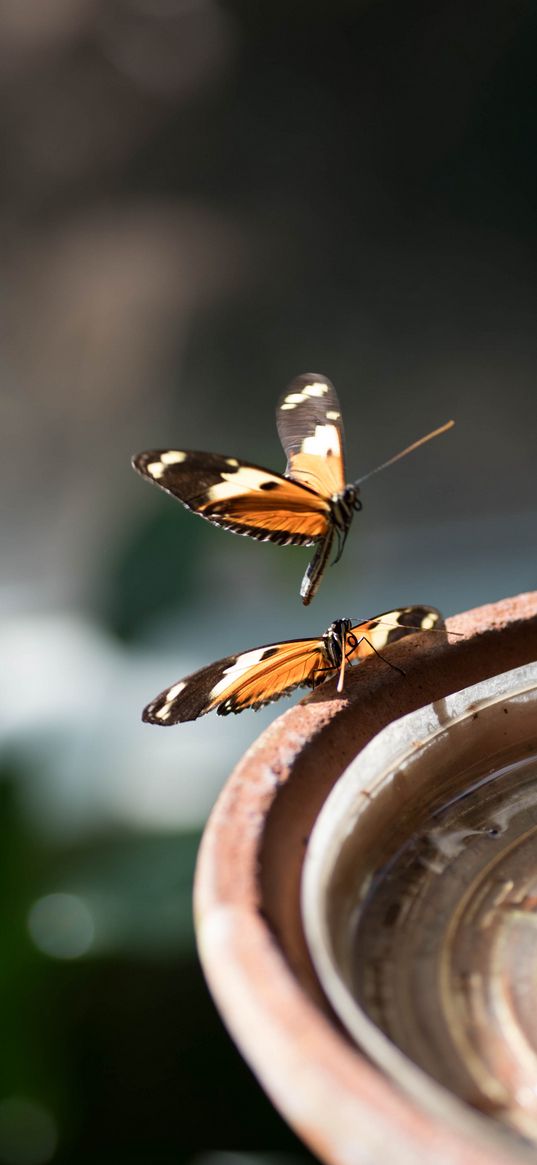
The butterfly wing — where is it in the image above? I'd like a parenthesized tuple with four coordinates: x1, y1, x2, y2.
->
(143, 606, 445, 725)
(276, 373, 347, 497)
(132, 450, 331, 545)
(142, 636, 327, 724)
(347, 606, 444, 663)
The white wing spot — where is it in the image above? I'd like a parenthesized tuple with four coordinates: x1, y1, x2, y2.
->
(165, 681, 187, 701)
(303, 382, 329, 397)
(301, 423, 340, 458)
(160, 451, 187, 465)
(155, 705, 171, 720)
(210, 647, 267, 698)
(208, 468, 279, 500)
(421, 613, 437, 630)
(147, 461, 165, 478)
(326, 410, 340, 420)
(280, 392, 306, 411)
(226, 457, 239, 467)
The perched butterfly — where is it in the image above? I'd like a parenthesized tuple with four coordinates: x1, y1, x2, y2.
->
(142, 605, 443, 724)
(132, 374, 454, 605)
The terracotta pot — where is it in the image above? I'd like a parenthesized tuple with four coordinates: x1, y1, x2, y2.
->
(194, 592, 537, 1165)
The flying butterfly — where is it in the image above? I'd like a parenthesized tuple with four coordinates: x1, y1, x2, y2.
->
(142, 605, 443, 724)
(132, 374, 454, 604)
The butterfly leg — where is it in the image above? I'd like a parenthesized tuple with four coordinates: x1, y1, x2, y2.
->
(300, 530, 335, 606)
(332, 522, 350, 566)
(312, 639, 377, 692)
(354, 636, 405, 676)
(345, 639, 358, 665)
(312, 638, 356, 690)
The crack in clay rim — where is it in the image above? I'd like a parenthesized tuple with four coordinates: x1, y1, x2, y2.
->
(301, 660, 537, 1158)
(195, 592, 537, 1165)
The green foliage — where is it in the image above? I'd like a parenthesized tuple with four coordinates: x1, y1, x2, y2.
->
(100, 508, 208, 642)
(0, 769, 316, 1161)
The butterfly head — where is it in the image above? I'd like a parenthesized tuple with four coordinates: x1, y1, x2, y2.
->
(322, 618, 353, 668)
(344, 484, 362, 512)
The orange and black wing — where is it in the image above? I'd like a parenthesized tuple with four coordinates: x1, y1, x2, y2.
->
(142, 636, 328, 724)
(142, 606, 445, 725)
(276, 373, 346, 498)
(347, 606, 444, 664)
(132, 450, 331, 546)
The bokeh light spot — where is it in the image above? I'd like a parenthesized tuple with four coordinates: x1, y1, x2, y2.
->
(0, 1097, 57, 1165)
(27, 892, 95, 959)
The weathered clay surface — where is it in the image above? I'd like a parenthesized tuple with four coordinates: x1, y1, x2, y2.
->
(194, 592, 537, 1165)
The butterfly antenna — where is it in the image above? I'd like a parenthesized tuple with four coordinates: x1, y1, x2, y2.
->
(354, 420, 454, 487)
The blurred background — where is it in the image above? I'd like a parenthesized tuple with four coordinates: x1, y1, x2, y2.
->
(2, 1, 537, 1161)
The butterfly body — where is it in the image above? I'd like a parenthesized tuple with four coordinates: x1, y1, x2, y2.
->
(133, 374, 359, 604)
(142, 605, 443, 725)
